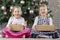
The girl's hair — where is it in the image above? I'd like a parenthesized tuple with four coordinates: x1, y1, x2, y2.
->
(38, 4, 48, 13)
(39, 4, 47, 9)
(38, 4, 48, 16)
(11, 6, 22, 16)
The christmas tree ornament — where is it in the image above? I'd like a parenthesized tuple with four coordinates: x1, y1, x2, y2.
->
(1, 6, 6, 10)
(13, 0, 15, 2)
(39, 3, 41, 6)
(48, 14, 50, 17)
(4, 11, 7, 15)
(20, 0, 25, 4)
(10, 9, 12, 12)
(6, 0, 10, 2)
(40, 0, 43, 2)
(36, 9, 38, 11)
(42, 0, 46, 2)
(10, 6, 14, 10)
(28, 7, 30, 10)
(32, 2, 35, 5)
(32, 0, 36, 4)
(35, 3, 38, 5)
(24, 12, 27, 14)
(33, 0, 36, 1)
(29, 10, 34, 14)
(10, 6, 14, 11)
(10, 6, 14, 12)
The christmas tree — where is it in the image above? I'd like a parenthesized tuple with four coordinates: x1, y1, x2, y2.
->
(0, 0, 52, 26)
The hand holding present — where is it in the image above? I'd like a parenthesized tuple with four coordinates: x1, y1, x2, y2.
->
(24, 21, 27, 27)
(42, 22, 48, 25)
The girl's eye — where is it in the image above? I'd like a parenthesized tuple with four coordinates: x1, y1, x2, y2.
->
(40, 9, 45, 11)
(43, 9, 45, 10)
(40, 9, 42, 11)
(15, 11, 19, 12)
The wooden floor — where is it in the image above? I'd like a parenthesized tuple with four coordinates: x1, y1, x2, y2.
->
(0, 34, 59, 40)
(0, 30, 60, 40)
(0, 38, 59, 40)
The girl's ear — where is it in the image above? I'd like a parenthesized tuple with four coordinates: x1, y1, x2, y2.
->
(20, 11, 22, 15)
(11, 12, 14, 16)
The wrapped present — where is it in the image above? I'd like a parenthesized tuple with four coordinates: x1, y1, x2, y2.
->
(35, 25, 56, 31)
(9, 24, 24, 31)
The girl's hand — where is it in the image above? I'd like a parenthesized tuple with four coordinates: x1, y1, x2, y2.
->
(32, 28, 36, 31)
(6, 27, 11, 30)
(24, 21, 27, 27)
(43, 22, 48, 25)
(32, 25, 36, 31)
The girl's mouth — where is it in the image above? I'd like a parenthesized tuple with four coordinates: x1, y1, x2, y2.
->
(42, 12, 45, 14)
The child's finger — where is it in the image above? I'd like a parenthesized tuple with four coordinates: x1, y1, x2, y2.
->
(24, 21, 27, 27)
(24, 21, 27, 24)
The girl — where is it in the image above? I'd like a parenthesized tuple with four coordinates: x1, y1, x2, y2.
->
(2, 6, 30, 38)
(31, 4, 60, 38)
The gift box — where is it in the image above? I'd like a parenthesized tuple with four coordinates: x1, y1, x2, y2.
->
(35, 25, 56, 31)
(9, 24, 24, 31)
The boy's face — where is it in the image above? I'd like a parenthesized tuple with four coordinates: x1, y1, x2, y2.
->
(39, 7, 48, 16)
(13, 8, 22, 18)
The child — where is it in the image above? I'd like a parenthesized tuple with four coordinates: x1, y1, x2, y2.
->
(31, 4, 59, 38)
(2, 6, 30, 38)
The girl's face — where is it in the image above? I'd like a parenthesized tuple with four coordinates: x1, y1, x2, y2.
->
(39, 7, 48, 16)
(13, 7, 22, 18)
